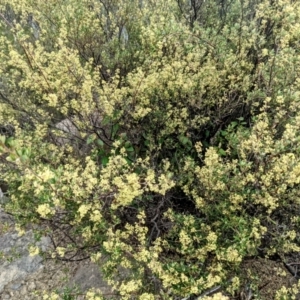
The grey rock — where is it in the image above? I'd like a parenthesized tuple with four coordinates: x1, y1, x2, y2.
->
(0, 188, 9, 206)
(27, 281, 36, 291)
(35, 280, 47, 290)
(0, 185, 9, 207)
(8, 282, 22, 290)
(0, 203, 120, 299)
(0, 209, 14, 229)
(19, 285, 27, 296)
(67, 263, 113, 294)
(53, 118, 80, 147)
(0, 230, 50, 293)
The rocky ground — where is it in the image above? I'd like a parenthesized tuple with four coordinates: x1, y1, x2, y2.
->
(0, 205, 116, 300)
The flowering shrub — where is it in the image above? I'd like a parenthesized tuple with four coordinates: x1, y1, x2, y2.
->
(1, 0, 300, 298)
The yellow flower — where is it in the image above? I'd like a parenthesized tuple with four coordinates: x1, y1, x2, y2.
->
(29, 246, 40, 257)
(90, 209, 102, 223)
(85, 289, 103, 300)
(36, 203, 54, 218)
(91, 252, 102, 263)
(43, 292, 60, 300)
(203, 293, 229, 300)
(78, 204, 91, 219)
(119, 280, 141, 296)
(56, 247, 66, 257)
(262, 48, 269, 57)
(139, 293, 155, 300)
(15, 224, 25, 237)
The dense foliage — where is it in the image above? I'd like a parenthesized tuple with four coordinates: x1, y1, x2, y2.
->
(1, 0, 300, 298)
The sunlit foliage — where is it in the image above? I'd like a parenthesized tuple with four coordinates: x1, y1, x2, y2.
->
(1, 0, 300, 298)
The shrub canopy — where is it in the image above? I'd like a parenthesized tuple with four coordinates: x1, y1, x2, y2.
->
(1, 0, 300, 298)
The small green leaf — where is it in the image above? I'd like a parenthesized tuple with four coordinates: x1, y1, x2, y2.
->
(178, 135, 189, 145)
(113, 109, 122, 118)
(102, 115, 111, 126)
(221, 130, 227, 137)
(98, 149, 106, 157)
(23, 148, 30, 156)
(205, 130, 210, 138)
(112, 124, 120, 138)
(16, 149, 23, 156)
(96, 139, 104, 147)
(87, 134, 96, 145)
(5, 137, 15, 147)
(144, 139, 150, 147)
(101, 156, 109, 166)
(124, 141, 131, 148)
(178, 135, 192, 148)
(125, 157, 132, 165)
(21, 155, 28, 162)
(218, 149, 227, 156)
